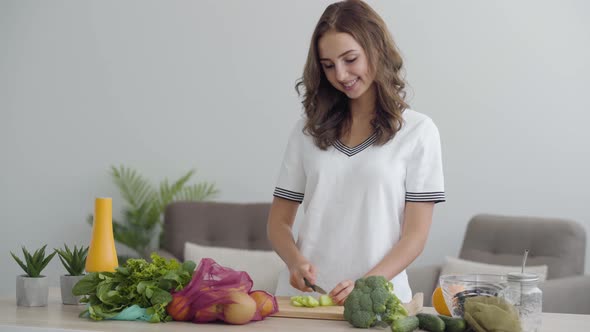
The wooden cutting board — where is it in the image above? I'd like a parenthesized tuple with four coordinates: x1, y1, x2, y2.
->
(273, 293, 423, 320)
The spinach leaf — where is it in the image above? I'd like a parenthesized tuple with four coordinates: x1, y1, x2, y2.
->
(72, 273, 100, 295)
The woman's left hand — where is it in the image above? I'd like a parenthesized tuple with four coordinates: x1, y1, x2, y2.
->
(329, 279, 354, 305)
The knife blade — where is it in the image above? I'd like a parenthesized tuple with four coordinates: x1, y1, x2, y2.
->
(303, 277, 327, 294)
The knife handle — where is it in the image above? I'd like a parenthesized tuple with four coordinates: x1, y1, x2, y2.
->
(303, 277, 315, 290)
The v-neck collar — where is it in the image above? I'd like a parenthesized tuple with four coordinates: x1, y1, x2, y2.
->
(333, 133, 378, 157)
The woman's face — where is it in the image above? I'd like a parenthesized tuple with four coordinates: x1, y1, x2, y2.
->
(318, 30, 375, 100)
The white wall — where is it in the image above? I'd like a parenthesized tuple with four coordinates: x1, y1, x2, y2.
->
(1, 0, 588, 296)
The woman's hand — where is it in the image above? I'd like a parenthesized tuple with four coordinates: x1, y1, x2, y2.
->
(288, 259, 317, 292)
(329, 279, 354, 305)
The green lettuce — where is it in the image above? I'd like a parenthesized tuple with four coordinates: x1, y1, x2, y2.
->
(73, 253, 196, 322)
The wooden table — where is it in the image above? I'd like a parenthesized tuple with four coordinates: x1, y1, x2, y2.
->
(1, 289, 589, 331)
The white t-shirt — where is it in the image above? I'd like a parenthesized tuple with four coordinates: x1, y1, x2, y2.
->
(272, 109, 445, 302)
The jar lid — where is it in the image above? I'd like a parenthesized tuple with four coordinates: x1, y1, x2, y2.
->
(507, 272, 539, 282)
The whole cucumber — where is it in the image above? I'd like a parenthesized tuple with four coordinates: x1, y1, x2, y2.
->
(416, 313, 445, 332)
(391, 316, 419, 332)
(438, 315, 467, 332)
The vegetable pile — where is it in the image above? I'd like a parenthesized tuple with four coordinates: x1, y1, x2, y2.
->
(392, 313, 467, 332)
(72, 253, 195, 322)
(72, 256, 278, 325)
(343, 276, 468, 332)
(166, 258, 279, 324)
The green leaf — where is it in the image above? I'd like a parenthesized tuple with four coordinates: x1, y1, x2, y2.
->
(161, 271, 182, 285)
(31, 245, 45, 267)
(39, 251, 57, 275)
(182, 260, 196, 274)
(57, 255, 73, 275)
(87, 305, 99, 320)
(98, 272, 113, 280)
(86, 294, 101, 305)
(146, 307, 156, 316)
(10, 252, 29, 275)
(158, 170, 194, 210)
(158, 279, 174, 291)
(150, 287, 172, 305)
(136, 281, 148, 294)
(111, 165, 155, 211)
(102, 290, 126, 306)
(22, 247, 37, 277)
(115, 266, 129, 275)
(149, 311, 160, 323)
(176, 182, 219, 201)
(111, 221, 149, 258)
(78, 308, 90, 318)
(24, 248, 40, 277)
(89, 304, 120, 320)
(96, 282, 116, 303)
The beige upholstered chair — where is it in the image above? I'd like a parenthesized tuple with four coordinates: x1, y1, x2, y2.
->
(408, 214, 589, 314)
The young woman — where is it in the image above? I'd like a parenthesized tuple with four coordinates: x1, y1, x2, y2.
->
(267, 0, 445, 304)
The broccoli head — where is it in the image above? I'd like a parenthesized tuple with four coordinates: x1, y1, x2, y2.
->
(343, 276, 408, 328)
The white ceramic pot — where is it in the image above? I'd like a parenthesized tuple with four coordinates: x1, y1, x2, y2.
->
(60, 275, 85, 305)
(16, 275, 49, 307)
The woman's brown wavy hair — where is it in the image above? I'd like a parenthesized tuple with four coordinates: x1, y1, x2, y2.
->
(296, 0, 408, 150)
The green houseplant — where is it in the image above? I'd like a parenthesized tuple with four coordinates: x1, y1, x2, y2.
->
(55, 244, 88, 304)
(88, 165, 219, 259)
(11, 244, 57, 307)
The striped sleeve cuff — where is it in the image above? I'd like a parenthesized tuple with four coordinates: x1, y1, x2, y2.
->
(273, 187, 304, 203)
(405, 191, 446, 203)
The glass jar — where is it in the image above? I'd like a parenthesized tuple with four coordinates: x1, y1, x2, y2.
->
(502, 272, 543, 332)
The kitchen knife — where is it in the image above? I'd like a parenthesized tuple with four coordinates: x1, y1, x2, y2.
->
(303, 277, 327, 294)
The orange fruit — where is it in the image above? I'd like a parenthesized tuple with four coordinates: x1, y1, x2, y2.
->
(194, 303, 222, 322)
(432, 286, 451, 316)
(167, 294, 191, 321)
(249, 290, 278, 318)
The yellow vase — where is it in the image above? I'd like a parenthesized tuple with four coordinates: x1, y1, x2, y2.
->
(86, 197, 118, 272)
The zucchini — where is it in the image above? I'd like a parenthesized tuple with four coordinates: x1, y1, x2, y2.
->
(416, 313, 445, 332)
(438, 315, 467, 332)
(391, 315, 419, 332)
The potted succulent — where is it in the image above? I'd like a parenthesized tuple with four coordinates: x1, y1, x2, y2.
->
(10, 244, 56, 307)
(54, 244, 88, 305)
